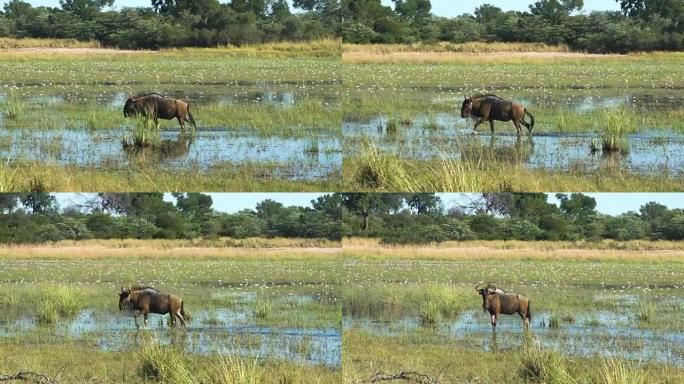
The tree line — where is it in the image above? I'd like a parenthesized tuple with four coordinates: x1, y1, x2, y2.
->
(0, 0, 340, 49)
(0, 193, 342, 242)
(1, 1, 681, 52)
(342, 0, 683, 52)
(341, 193, 684, 244)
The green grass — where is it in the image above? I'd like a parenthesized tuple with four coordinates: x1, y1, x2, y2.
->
(344, 145, 684, 192)
(1, 90, 25, 120)
(1, 160, 341, 192)
(592, 108, 637, 153)
(0, 44, 340, 191)
(0, 245, 341, 383)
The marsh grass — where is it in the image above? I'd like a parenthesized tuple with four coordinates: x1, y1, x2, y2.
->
(35, 286, 81, 323)
(519, 343, 576, 384)
(0, 158, 19, 192)
(211, 354, 261, 384)
(592, 108, 636, 154)
(635, 302, 656, 323)
(344, 284, 466, 319)
(597, 358, 648, 384)
(254, 297, 274, 321)
(2, 91, 25, 120)
(137, 339, 196, 383)
(36, 300, 58, 324)
(345, 148, 683, 192)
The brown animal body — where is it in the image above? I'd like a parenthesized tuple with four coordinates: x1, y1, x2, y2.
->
(475, 283, 531, 330)
(461, 95, 534, 135)
(118, 286, 187, 328)
(124, 93, 197, 132)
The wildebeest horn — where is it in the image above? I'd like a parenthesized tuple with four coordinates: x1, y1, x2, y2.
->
(475, 282, 484, 291)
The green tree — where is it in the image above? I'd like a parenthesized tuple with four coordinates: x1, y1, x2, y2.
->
(60, 0, 114, 18)
(407, 193, 441, 215)
(0, 194, 19, 214)
(556, 193, 597, 219)
(20, 193, 57, 215)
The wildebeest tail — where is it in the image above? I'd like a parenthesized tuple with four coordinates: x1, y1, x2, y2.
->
(186, 105, 197, 130)
(525, 109, 535, 131)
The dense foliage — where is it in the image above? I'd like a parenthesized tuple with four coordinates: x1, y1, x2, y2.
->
(342, 193, 684, 244)
(0, 193, 342, 242)
(341, 0, 683, 52)
(0, 0, 340, 48)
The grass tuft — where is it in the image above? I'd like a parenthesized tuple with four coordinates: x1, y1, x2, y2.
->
(591, 108, 636, 154)
(254, 297, 273, 321)
(137, 339, 196, 384)
(211, 354, 262, 384)
(2, 91, 25, 120)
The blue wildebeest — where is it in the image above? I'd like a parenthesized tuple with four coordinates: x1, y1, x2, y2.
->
(123, 93, 197, 132)
(461, 95, 535, 135)
(118, 286, 187, 328)
(475, 283, 531, 330)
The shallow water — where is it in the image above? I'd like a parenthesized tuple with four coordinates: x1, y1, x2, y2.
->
(345, 310, 684, 367)
(345, 116, 684, 175)
(0, 309, 341, 367)
(0, 128, 341, 180)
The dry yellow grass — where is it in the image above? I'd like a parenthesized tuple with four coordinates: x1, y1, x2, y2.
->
(343, 42, 571, 54)
(0, 238, 341, 260)
(341, 42, 652, 64)
(342, 238, 684, 262)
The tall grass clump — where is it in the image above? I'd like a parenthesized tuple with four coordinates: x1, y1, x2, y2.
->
(419, 300, 442, 327)
(211, 355, 261, 384)
(2, 90, 25, 120)
(137, 340, 196, 384)
(595, 358, 647, 384)
(36, 285, 80, 323)
(634, 302, 656, 323)
(123, 116, 160, 148)
(518, 343, 576, 384)
(591, 108, 636, 154)
(254, 296, 273, 321)
(36, 300, 58, 324)
(0, 159, 18, 192)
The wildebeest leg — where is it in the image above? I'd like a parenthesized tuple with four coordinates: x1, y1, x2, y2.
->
(177, 116, 185, 133)
(175, 309, 187, 328)
(133, 311, 140, 328)
(169, 313, 175, 327)
(513, 120, 522, 136)
(489, 119, 495, 134)
(473, 118, 486, 132)
(491, 314, 497, 329)
(154, 118, 160, 131)
(143, 312, 149, 327)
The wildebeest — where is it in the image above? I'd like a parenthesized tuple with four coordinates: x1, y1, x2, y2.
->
(123, 93, 197, 132)
(118, 286, 187, 328)
(475, 283, 531, 330)
(461, 95, 535, 135)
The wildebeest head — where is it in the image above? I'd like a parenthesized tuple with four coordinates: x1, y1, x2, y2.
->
(475, 282, 498, 311)
(118, 287, 132, 311)
(123, 95, 138, 118)
(461, 96, 474, 118)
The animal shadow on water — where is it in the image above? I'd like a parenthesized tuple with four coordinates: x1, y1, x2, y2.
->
(459, 135, 534, 165)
